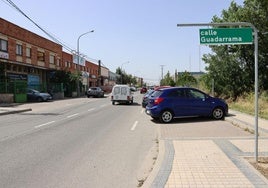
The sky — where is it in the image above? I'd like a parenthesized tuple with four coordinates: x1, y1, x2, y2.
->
(0, 0, 244, 85)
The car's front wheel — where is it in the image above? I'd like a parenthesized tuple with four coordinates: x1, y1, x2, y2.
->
(160, 110, 173, 123)
(212, 107, 224, 120)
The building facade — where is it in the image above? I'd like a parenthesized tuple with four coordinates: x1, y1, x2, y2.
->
(0, 18, 62, 89)
(0, 18, 103, 101)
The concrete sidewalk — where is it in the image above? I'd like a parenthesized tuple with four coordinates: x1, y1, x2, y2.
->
(144, 110, 268, 188)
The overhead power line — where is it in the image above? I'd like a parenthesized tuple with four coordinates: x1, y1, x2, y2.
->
(2, 0, 111, 68)
(4, 0, 75, 52)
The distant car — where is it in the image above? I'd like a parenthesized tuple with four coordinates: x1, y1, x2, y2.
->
(140, 87, 147, 94)
(146, 87, 228, 123)
(111, 84, 133, 105)
(142, 89, 155, 108)
(27, 88, 53, 102)
(87, 87, 104, 98)
(130, 87, 137, 92)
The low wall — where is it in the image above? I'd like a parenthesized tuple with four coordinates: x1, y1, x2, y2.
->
(0, 94, 14, 103)
(52, 92, 64, 100)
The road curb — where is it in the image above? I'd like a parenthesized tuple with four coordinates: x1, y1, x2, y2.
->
(141, 139, 166, 188)
(0, 108, 32, 115)
(225, 116, 268, 136)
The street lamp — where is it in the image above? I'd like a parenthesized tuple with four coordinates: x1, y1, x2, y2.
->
(121, 61, 130, 84)
(77, 30, 94, 65)
(76, 30, 94, 97)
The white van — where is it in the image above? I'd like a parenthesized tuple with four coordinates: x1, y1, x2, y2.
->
(111, 85, 134, 105)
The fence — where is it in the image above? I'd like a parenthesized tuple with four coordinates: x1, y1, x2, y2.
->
(0, 80, 64, 102)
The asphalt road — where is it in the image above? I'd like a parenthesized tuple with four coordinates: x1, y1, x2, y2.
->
(0, 93, 253, 188)
(0, 94, 158, 188)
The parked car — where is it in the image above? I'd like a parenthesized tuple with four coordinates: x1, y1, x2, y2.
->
(142, 89, 155, 108)
(140, 87, 147, 94)
(111, 85, 133, 105)
(142, 86, 171, 108)
(87, 87, 104, 98)
(130, 86, 137, 92)
(145, 87, 228, 123)
(27, 88, 53, 102)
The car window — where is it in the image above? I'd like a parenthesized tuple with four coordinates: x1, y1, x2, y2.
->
(151, 90, 162, 97)
(114, 87, 120, 95)
(167, 89, 186, 98)
(121, 87, 127, 95)
(187, 89, 205, 99)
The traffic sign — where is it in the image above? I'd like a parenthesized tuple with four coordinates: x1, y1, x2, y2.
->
(199, 28, 253, 45)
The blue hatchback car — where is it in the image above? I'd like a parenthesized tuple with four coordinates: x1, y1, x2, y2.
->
(145, 87, 228, 123)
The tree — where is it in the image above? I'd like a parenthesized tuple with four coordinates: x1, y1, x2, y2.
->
(49, 70, 81, 97)
(160, 71, 175, 86)
(176, 71, 197, 87)
(115, 67, 137, 85)
(203, 0, 268, 99)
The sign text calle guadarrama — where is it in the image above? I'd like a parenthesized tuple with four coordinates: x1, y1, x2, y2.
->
(199, 28, 253, 45)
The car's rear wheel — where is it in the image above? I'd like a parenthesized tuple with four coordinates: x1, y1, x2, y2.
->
(212, 107, 224, 120)
(160, 110, 173, 123)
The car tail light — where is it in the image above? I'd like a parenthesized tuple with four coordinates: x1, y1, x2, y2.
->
(127, 96, 130, 100)
(154, 97, 164, 105)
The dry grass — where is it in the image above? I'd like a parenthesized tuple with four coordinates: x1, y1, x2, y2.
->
(246, 157, 268, 179)
(228, 92, 268, 120)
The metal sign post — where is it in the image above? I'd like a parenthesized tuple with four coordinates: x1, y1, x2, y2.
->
(177, 22, 259, 162)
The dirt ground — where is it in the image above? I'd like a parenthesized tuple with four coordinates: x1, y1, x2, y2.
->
(246, 157, 268, 179)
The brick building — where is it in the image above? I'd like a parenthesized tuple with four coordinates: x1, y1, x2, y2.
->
(0, 18, 101, 101)
(0, 18, 62, 88)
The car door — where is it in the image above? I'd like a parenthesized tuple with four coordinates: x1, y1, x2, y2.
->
(169, 88, 190, 117)
(184, 88, 212, 116)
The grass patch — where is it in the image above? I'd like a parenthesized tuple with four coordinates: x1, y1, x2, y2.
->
(228, 92, 268, 120)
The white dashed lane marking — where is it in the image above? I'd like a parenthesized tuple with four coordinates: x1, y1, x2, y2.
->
(67, 113, 79, 118)
(35, 121, 55, 128)
(131, 121, 138, 131)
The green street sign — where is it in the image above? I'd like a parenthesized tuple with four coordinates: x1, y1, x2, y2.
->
(199, 28, 253, 45)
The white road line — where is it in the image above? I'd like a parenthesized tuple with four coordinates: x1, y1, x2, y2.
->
(88, 108, 95, 112)
(67, 113, 79, 118)
(35, 121, 55, 128)
(141, 109, 145, 114)
(131, 121, 138, 131)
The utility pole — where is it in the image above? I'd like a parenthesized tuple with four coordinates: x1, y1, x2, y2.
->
(160, 65, 165, 80)
(160, 65, 165, 86)
(98, 60, 101, 86)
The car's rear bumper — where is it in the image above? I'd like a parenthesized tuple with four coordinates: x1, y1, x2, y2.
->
(145, 106, 160, 117)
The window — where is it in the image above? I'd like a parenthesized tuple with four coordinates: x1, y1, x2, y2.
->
(37, 51, 45, 61)
(56, 59, 60, 66)
(49, 55, 55, 64)
(0, 39, 8, 52)
(26, 47, 31, 57)
(16, 44, 23, 56)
